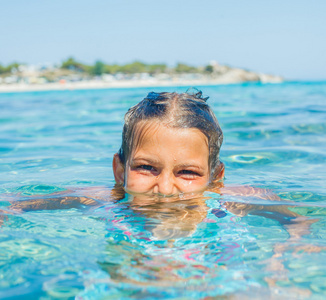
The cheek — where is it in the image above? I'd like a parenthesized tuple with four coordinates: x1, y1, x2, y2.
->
(125, 170, 154, 192)
(177, 177, 209, 192)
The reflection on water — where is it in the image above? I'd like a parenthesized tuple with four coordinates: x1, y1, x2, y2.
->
(125, 194, 210, 240)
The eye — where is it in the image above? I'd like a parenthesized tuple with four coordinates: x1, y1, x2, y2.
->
(136, 165, 156, 172)
(178, 170, 201, 177)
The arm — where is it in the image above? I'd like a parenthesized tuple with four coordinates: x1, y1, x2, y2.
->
(215, 185, 322, 290)
(8, 196, 100, 212)
(4, 184, 124, 213)
(1, 196, 99, 227)
(216, 185, 318, 240)
(3, 185, 121, 213)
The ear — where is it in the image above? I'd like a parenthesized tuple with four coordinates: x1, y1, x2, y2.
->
(213, 162, 225, 182)
(113, 153, 124, 184)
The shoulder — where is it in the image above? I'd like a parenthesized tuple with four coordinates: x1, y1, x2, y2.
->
(75, 186, 112, 201)
(75, 184, 125, 201)
(211, 184, 281, 201)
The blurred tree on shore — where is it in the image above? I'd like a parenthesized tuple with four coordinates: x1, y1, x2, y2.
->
(1, 58, 203, 77)
(148, 64, 167, 74)
(91, 61, 105, 76)
(175, 63, 198, 73)
(119, 61, 147, 74)
(204, 65, 214, 73)
(60, 58, 193, 75)
(104, 64, 120, 74)
(0, 62, 20, 74)
(61, 57, 89, 72)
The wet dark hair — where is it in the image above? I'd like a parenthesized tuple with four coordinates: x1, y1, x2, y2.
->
(118, 90, 223, 179)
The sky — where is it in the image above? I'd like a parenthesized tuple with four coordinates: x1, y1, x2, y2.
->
(1, 0, 325, 80)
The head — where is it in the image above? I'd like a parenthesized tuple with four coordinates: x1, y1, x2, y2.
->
(113, 91, 224, 196)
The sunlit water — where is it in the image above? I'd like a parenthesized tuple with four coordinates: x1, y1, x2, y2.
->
(1, 82, 326, 299)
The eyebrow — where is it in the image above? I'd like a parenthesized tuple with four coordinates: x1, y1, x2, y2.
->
(130, 157, 162, 166)
(176, 163, 206, 171)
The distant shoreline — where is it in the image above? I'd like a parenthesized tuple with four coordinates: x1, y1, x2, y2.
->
(0, 78, 284, 93)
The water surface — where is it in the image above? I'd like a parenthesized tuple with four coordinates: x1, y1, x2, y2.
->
(1, 82, 326, 299)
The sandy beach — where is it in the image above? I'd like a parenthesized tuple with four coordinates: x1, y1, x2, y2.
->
(0, 80, 228, 93)
(0, 75, 283, 93)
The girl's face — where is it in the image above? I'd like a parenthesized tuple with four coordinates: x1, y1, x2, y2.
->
(114, 124, 210, 196)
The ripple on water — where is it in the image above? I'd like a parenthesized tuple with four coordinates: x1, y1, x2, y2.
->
(0, 238, 60, 261)
(43, 275, 83, 299)
(224, 149, 326, 169)
(278, 191, 316, 202)
(225, 153, 275, 167)
(15, 184, 66, 196)
(228, 129, 283, 141)
(223, 120, 260, 129)
(291, 123, 326, 134)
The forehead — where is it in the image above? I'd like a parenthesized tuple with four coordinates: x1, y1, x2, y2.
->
(130, 121, 209, 161)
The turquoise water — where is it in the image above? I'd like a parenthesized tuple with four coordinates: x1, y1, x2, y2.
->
(0, 82, 326, 299)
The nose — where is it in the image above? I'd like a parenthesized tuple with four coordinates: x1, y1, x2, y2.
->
(154, 171, 177, 196)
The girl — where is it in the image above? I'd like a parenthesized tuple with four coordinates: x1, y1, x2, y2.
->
(112, 90, 225, 196)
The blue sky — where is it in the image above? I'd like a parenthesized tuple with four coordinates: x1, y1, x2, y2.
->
(1, 0, 325, 80)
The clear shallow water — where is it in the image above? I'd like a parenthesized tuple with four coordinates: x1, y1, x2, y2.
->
(0, 82, 326, 299)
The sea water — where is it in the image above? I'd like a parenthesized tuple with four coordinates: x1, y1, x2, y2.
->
(0, 82, 326, 299)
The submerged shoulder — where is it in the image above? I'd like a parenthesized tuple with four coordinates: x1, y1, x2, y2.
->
(75, 186, 112, 201)
(76, 184, 125, 201)
(214, 184, 281, 201)
(5, 185, 121, 213)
